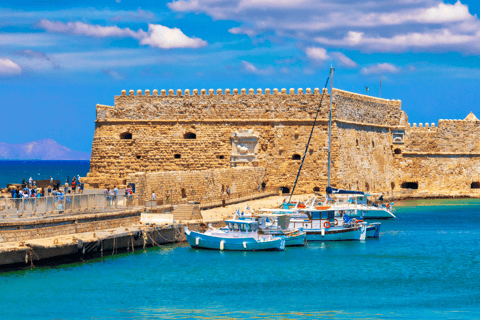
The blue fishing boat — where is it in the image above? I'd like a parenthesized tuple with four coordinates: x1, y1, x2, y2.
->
(184, 219, 286, 251)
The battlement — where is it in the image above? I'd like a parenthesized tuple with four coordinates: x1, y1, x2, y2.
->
(118, 87, 328, 97)
(95, 87, 405, 127)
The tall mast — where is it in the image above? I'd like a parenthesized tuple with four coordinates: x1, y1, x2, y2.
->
(328, 66, 334, 187)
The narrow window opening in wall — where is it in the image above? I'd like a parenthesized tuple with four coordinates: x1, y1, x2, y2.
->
(262, 182, 266, 189)
(471, 182, 480, 189)
(281, 187, 290, 194)
(292, 154, 301, 160)
(391, 182, 395, 190)
(394, 148, 402, 155)
(356, 139, 359, 147)
(401, 182, 418, 189)
(365, 182, 370, 191)
(309, 149, 314, 155)
(136, 155, 141, 160)
(313, 187, 320, 192)
(174, 154, 181, 159)
(372, 141, 375, 148)
(184, 132, 196, 139)
(217, 155, 225, 160)
(120, 132, 132, 140)
(181, 188, 187, 198)
(222, 185, 225, 193)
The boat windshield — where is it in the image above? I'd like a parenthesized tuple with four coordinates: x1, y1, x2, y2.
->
(240, 223, 246, 232)
(227, 222, 233, 230)
(233, 223, 239, 231)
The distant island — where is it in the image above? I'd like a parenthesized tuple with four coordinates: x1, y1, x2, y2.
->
(0, 139, 91, 160)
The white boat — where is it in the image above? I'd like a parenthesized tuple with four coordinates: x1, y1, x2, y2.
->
(254, 213, 306, 246)
(324, 193, 396, 220)
(184, 219, 286, 251)
(260, 208, 367, 241)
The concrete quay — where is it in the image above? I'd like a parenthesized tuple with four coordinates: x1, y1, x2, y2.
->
(0, 194, 290, 270)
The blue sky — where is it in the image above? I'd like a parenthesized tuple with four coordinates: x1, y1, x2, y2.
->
(1, 0, 480, 153)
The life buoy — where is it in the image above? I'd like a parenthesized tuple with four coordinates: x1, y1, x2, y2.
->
(324, 221, 331, 229)
(334, 219, 338, 226)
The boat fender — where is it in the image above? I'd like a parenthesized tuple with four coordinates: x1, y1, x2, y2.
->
(220, 240, 225, 251)
(243, 241, 247, 249)
(321, 228, 325, 237)
(324, 221, 331, 229)
(196, 237, 199, 245)
(334, 219, 338, 226)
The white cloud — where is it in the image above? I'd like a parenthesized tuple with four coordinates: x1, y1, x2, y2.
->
(0, 58, 22, 75)
(39, 20, 207, 49)
(102, 68, 125, 80)
(111, 8, 156, 22)
(305, 47, 328, 61)
(305, 47, 358, 68)
(228, 27, 257, 37)
(361, 63, 400, 75)
(14, 49, 60, 68)
(241, 60, 273, 75)
(330, 52, 358, 68)
(316, 29, 480, 52)
(167, 0, 480, 53)
(39, 19, 144, 38)
(139, 24, 207, 49)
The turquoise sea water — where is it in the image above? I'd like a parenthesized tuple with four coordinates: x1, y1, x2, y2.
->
(2, 199, 480, 319)
(0, 160, 90, 188)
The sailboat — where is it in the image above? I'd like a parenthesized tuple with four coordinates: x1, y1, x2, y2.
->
(262, 66, 368, 241)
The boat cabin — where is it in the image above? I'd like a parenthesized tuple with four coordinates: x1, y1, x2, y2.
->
(291, 210, 336, 229)
(225, 220, 259, 233)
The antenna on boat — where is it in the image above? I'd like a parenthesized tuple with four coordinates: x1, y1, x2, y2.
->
(287, 68, 332, 204)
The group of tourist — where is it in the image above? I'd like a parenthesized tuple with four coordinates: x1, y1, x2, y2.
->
(17, 175, 85, 199)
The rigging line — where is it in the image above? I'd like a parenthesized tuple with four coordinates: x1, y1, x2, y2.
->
(288, 70, 331, 204)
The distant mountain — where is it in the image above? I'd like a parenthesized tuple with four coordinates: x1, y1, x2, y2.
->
(0, 139, 91, 160)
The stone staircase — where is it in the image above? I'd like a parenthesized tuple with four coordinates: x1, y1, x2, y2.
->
(173, 204, 202, 222)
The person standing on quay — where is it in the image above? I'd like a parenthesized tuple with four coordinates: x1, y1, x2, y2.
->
(50, 176, 53, 186)
(71, 179, 76, 194)
(64, 180, 69, 194)
(113, 186, 118, 206)
(29, 177, 33, 187)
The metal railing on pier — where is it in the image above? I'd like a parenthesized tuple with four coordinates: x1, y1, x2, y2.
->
(0, 194, 143, 220)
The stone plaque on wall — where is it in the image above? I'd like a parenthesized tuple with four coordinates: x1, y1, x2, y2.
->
(392, 130, 405, 144)
(230, 129, 259, 167)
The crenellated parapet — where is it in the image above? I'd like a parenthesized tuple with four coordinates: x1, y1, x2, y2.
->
(94, 87, 406, 127)
(405, 117, 480, 153)
(119, 87, 323, 97)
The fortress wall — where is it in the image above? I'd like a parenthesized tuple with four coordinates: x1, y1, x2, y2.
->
(86, 120, 331, 193)
(333, 122, 396, 193)
(127, 167, 266, 203)
(393, 154, 480, 195)
(100, 88, 331, 121)
(405, 120, 480, 153)
(333, 89, 403, 126)
(88, 87, 480, 198)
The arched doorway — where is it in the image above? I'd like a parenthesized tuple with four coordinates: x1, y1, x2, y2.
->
(281, 187, 290, 194)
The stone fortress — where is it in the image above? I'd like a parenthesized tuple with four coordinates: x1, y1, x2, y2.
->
(83, 87, 480, 202)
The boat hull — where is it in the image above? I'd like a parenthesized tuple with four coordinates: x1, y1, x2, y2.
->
(305, 225, 366, 241)
(360, 209, 395, 219)
(185, 229, 285, 251)
(285, 233, 306, 246)
(366, 223, 381, 238)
